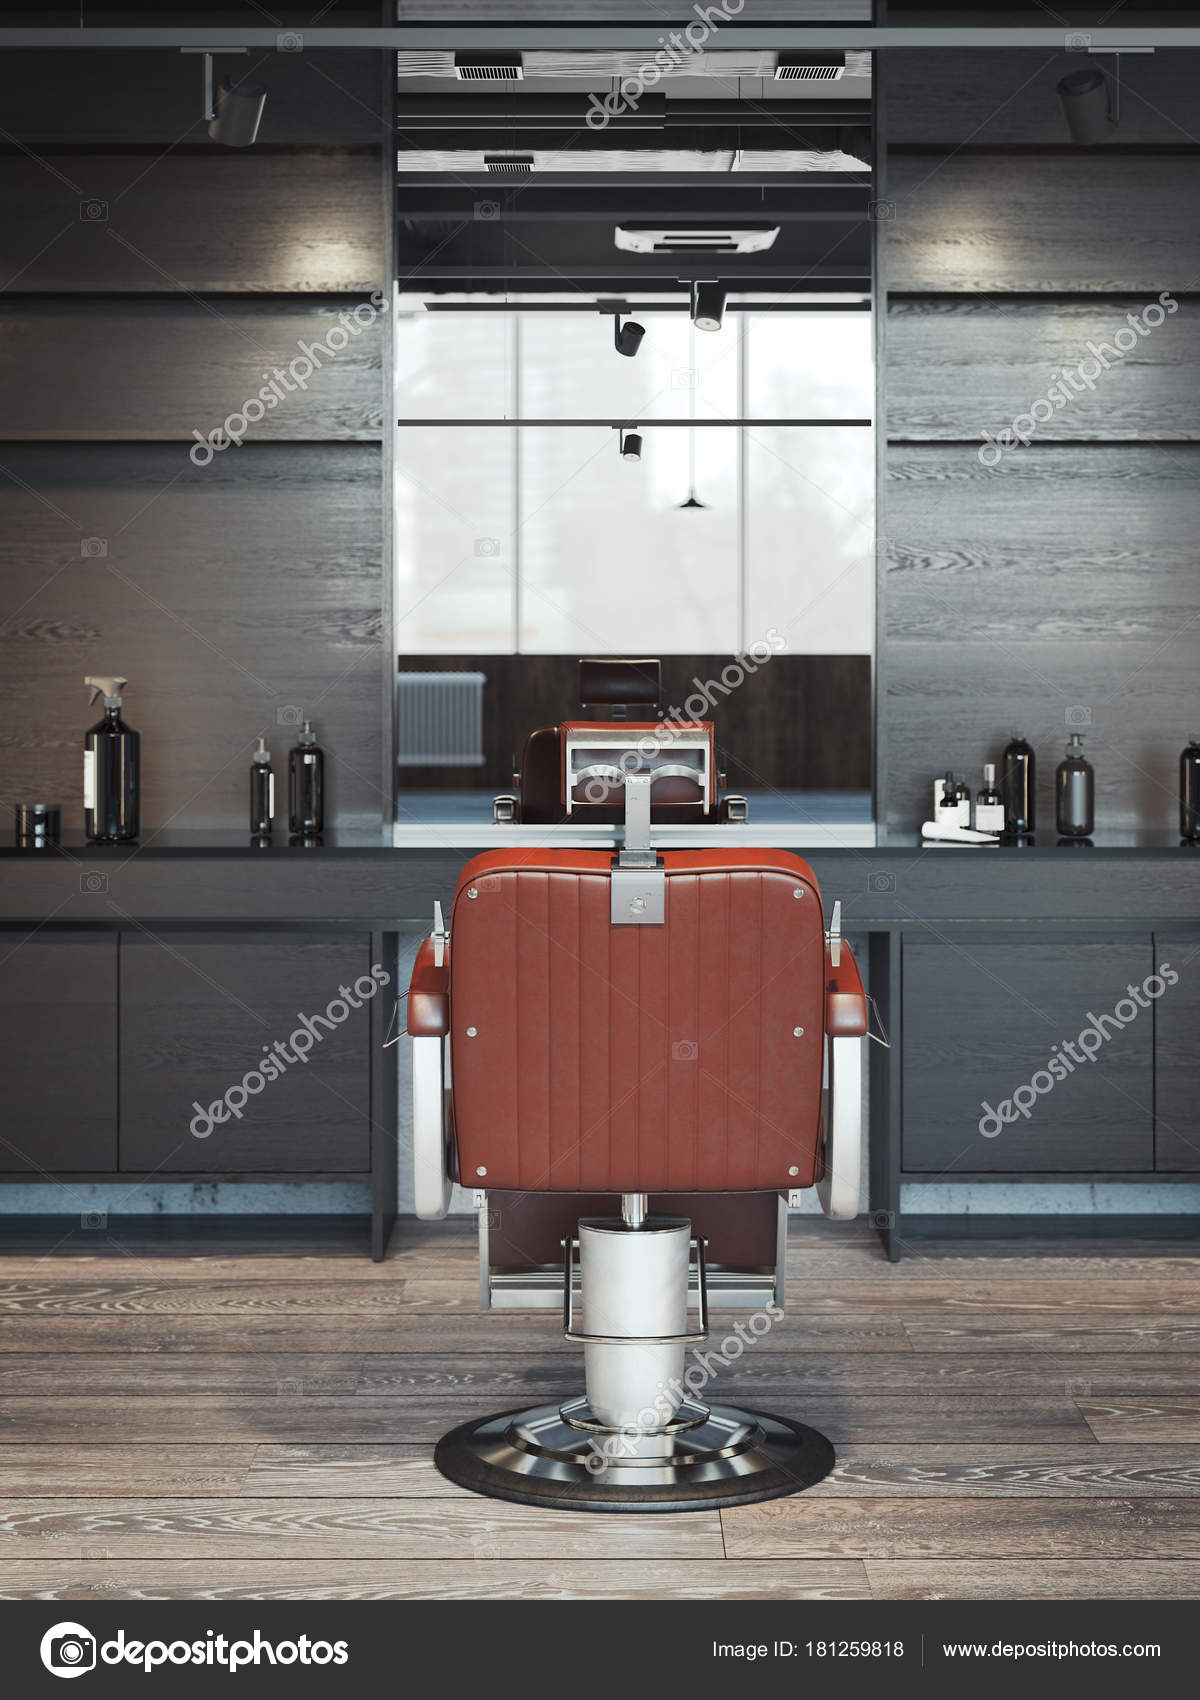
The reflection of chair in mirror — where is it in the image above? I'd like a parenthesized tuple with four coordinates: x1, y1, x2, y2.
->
(408, 686, 866, 1508)
(495, 656, 746, 826)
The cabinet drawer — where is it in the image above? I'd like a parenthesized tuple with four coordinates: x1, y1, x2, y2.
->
(902, 933, 1154, 1173)
(0, 932, 117, 1171)
(119, 931, 375, 1172)
(1152, 934, 1200, 1171)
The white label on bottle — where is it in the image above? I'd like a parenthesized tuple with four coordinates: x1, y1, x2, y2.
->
(83, 748, 95, 811)
(268, 773, 275, 815)
(976, 802, 1006, 833)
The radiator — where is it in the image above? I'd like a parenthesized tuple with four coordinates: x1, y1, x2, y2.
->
(396, 670, 487, 767)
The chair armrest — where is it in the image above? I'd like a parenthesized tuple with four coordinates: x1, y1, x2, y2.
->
(825, 939, 868, 1037)
(407, 937, 449, 1037)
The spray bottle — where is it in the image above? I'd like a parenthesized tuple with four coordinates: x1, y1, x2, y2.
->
(84, 676, 140, 842)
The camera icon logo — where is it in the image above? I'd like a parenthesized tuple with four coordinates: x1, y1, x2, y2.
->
(869, 200, 895, 222)
(474, 200, 501, 221)
(1066, 704, 1091, 727)
(276, 704, 304, 726)
(79, 199, 108, 223)
(277, 30, 304, 51)
(40, 1622, 97, 1678)
(867, 871, 896, 895)
(1066, 30, 1092, 51)
(671, 368, 698, 390)
(80, 538, 107, 559)
(80, 872, 109, 895)
(672, 1039, 698, 1062)
(474, 537, 500, 558)
(81, 1211, 107, 1230)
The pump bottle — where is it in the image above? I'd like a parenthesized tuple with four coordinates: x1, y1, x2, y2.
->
(250, 737, 275, 835)
(1055, 732, 1095, 838)
(288, 720, 324, 835)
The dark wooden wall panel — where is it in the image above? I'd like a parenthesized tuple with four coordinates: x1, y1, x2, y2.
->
(0, 299, 384, 442)
(0, 154, 381, 294)
(888, 48, 1200, 145)
(883, 444, 1200, 835)
(0, 444, 384, 833)
(888, 155, 1200, 292)
(396, 652, 872, 792)
(0, 50, 383, 145)
(887, 297, 1198, 442)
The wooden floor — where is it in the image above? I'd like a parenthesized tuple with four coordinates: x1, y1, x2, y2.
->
(1, 1215, 1200, 1601)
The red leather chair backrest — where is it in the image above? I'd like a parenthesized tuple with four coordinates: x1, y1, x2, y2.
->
(448, 849, 827, 1194)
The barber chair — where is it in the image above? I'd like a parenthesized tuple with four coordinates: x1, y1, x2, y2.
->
(406, 675, 866, 1513)
(494, 656, 747, 827)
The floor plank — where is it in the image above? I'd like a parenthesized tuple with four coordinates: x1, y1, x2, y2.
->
(865, 1559, 1200, 1600)
(0, 1558, 869, 1601)
(0, 1499, 722, 1560)
(1079, 1398, 1200, 1443)
(5, 1278, 1194, 1316)
(905, 1319, 1200, 1354)
(0, 1448, 254, 1496)
(722, 1496, 1200, 1559)
(0, 1393, 1096, 1445)
(812, 1446, 1200, 1497)
(0, 1316, 912, 1355)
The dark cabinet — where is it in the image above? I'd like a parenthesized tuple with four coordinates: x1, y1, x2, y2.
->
(119, 931, 374, 1172)
(902, 933, 1154, 1172)
(0, 932, 117, 1170)
(1152, 934, 1200, 1171)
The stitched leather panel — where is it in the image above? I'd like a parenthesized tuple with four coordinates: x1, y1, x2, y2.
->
(449, 851, 826, 1192)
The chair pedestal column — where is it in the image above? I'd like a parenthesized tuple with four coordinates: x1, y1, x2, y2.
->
(433, 1206, 836, 1513)
(580, 1217, 689, 1444)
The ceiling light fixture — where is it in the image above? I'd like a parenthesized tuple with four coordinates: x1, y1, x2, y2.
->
(678, 328, 708, 511)
(209, 73, 268, 147)
(690, 280, 726, 333)
(454, 51, 524, 82)
(1056, 67, 1117, 143)
(613, 315, 646, 358)
(181, 47, 265, 147)
(775, 51, 846, 81)
(619, 429, 643, 462)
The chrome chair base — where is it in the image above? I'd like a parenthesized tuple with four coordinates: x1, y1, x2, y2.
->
(434, 1395, 835, 1513)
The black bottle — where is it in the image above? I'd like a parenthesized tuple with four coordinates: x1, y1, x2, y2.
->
(1181, 736, 1200, 841)
(1055, 732, 1094, 837)
(249, 736, 274, 835)
(84, 675, 140, 842)
(1000, 733, 1036, 834)
(288, 720, 324, 835)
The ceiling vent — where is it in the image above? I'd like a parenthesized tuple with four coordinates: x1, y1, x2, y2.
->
(485, 156, 534, 178)
(454, 51, 524, 82)
(615, 226, 780, 254)
(775, 52, 846, 81)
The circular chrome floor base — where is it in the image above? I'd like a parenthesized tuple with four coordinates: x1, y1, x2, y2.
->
(434, 1397, 835, 1513)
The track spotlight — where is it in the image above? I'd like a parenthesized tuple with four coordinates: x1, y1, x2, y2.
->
(209, 73, 267, 147)
(613, 316, 646, 358)
(690, 280, 726, 334)
(619, 430, 643, 462)
(1057, 68, 1115, 144)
